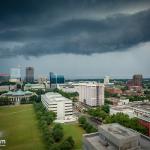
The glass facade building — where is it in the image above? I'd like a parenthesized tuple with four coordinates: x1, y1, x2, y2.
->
(49, 72, 65, 88)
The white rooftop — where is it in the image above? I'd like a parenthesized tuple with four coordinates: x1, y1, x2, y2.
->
(42, 92, 71, 103)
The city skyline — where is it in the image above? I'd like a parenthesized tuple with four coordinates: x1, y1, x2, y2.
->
(0, 0, 150, 78)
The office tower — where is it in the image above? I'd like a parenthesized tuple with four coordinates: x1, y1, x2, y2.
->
(49, 72, 65, 88)
(9, 68, 21, 82)
(78, 83, 104, 106)
(133, 74, 143, 86)
(26, 67, 34, 83)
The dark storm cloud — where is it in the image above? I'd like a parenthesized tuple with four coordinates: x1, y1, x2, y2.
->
(0, 0, 150, 57)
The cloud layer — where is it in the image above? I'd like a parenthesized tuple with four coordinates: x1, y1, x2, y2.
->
(0, 0, 150, 58)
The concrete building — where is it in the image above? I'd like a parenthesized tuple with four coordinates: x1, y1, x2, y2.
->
(24, 83, 45, 91)
(107, 97, 129, 106)
(26, 67, 34, 83)
(104, 76, 110, 85)
(110, 102, 150, 136)
(83, 123, 150, 150)
(78, 83, 104, 106)
(0, 85, 16, 91)
(41, 92, 75, 123)
(1, 90, 33, 104)
(9, 68, 21, 82)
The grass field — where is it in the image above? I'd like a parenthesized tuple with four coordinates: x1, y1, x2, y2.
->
(62, 123, 85, 150)
(0, 104, 45, 150)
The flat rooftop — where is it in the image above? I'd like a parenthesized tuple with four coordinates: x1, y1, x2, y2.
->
(83, 123, 150, 150)
(100, 123, 138, 140)
(129, 102, 150, 112)
(42, 92, 72, 103)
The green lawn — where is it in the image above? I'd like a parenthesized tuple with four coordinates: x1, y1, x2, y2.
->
(62, 123, 85, 150)
(0, 104, 45, 150)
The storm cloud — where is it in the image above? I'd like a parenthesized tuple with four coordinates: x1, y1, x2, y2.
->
(0, 0, 150, 58)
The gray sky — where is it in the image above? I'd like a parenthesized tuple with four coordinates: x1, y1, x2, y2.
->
(0, 0, 150, 79)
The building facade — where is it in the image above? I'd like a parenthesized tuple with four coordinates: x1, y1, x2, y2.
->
(78, 83, 104, 106)
(1, 90, 33, 104)
(104, 76, 110, 85)
(26, 67, 34, 83)
(49, 72, 65, 88)
(133, 74, 143, 86)
(41, 92, 73, 122)
(9, 68, 21, 82)
(83, 123, 143, 150)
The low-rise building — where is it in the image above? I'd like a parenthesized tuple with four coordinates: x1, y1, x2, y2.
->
(83, 123, 150, 150)
(1, 90, 33, 104)
(110, 102, 150, 136)
(24, 83, 45, 91)
(107, 97, 129, 106)
(0, 85, 16, 92)
(41, 92, 75, 123)
(105, 87, 123, 95)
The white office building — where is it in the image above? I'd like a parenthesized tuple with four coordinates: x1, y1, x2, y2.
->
(78, 83, 104, 106)
(41, 92, 75, 123)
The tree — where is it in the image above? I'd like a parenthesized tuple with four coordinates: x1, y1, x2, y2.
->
(60, 137, 75, 150)
(101, 104, 110, 113)
(78, 116, 87, 125)
(66, 136, 75, 148)
(52, 124, 64, 142)
(60, 141, 72, 150)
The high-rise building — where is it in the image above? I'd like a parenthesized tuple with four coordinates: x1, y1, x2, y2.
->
(78, 83, 104, 106)
(49, 72, 65, 88)
(133, 74, 143, 86)
(26, 67, 34, 83)
(9, 68, 21, 82)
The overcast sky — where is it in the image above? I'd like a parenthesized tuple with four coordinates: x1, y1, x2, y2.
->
(0, 0, 150, 79)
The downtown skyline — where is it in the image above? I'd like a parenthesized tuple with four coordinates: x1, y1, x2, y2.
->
(0, 0, 150, 79)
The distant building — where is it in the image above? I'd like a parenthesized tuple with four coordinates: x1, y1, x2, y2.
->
(126, 74, 143, 91)
(104, 76, 110, 85)
(133, 74, 143, 86)
(105, 87, 123, 95)
(41, 92, 75, 123)
(0, 73, 9, 83)
(24, 83, 45, 91)
(107, 97, 129, 106)
(78, 83, 104, 106)
(26, 67, 34, 83)
(83, 123, 146, 150)
(38, 76, 47, 84)
(49, 72, 65, 88)
(9, 68, 21, 82)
